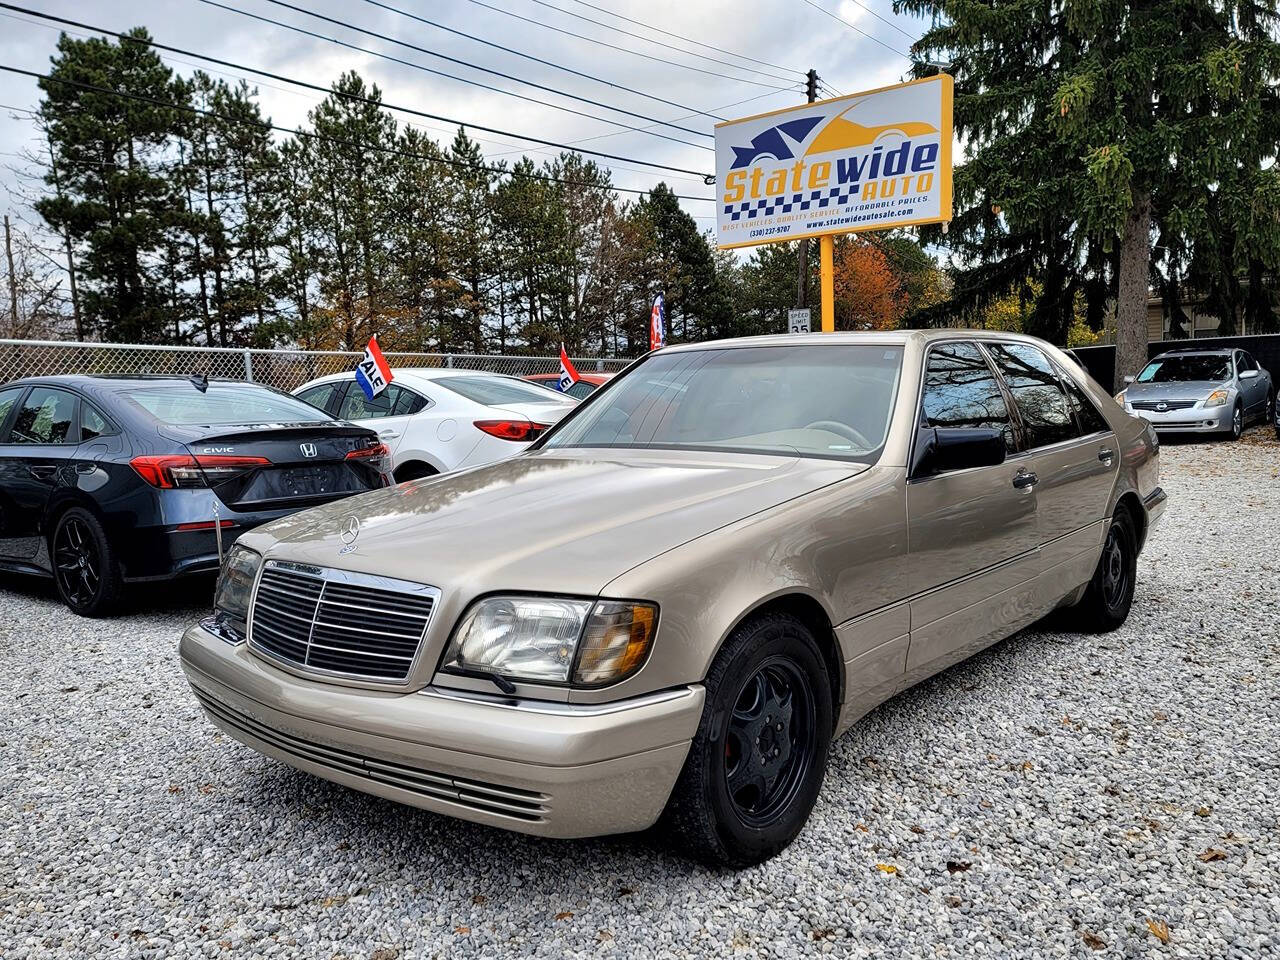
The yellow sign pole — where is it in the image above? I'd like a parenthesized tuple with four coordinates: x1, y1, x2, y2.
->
(819, 235, 835, 332)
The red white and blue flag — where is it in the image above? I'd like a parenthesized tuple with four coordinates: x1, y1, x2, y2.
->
(557, 343, 581, 393)
(355, 335, 393, 400)
(649, 292, 666, 351)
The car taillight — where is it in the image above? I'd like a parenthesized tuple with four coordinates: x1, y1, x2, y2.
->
(130, 454, 269, 489)
(473, 420, 549, 442)
(345, 442, 390, 461)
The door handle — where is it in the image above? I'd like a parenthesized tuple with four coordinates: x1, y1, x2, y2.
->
(28, 465, 57, 479)
(378, 429, 400, 439)
(75, 462, 97, 475)
(1097, 448, 1114, 464)
(1012, 470, 1038, 490)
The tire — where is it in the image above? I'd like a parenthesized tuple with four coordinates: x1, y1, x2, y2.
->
(393, 461, 437, 483)
(1226, 402, 1242, 440)
(49, 506, 124, 617)
(1066, 508, 1137, 633)
(663, 612, 833, 868)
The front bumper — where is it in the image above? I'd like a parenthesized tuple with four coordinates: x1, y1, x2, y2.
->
(180, 621, 703, 838)
(1127, 403, 1231, 433)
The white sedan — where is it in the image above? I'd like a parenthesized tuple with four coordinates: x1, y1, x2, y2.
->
(293, 368, 577, 481)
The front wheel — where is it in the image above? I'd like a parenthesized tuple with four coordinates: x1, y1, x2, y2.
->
(663, 612, 832, 867)
(50, 506, 123, 617)
(1066, 508, 1137, 633)
(1226, 402, 1243, 440)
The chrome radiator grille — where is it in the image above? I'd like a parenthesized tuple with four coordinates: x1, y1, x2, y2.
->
(1130, 399, 1198, 411)
(249, 561, 439, 682)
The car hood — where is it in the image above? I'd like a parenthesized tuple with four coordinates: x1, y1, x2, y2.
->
(1125, 380, 1226, 400)
(241, 448, 865, 596)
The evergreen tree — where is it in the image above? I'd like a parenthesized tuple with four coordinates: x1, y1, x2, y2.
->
(899, 0, 1280, 386)
(36, 29, 187, 342)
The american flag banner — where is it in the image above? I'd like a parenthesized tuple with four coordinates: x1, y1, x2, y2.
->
(649, 292, 666, 351)
(355, 335, 394, 400)
(557, 343, 581, 393)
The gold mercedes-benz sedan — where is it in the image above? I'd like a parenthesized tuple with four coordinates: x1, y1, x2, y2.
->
(181, 331, 1165, 866)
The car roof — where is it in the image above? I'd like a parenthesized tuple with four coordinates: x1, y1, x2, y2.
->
(1153, 347, 1231, 357)
(302, 367, 518, 387)
(658, 329, 1064, 353)
(3, 374, 260, 389)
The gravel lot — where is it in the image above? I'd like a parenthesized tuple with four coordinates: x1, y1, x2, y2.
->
(2, 431, 1278, 959)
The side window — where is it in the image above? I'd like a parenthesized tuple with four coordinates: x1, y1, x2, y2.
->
(1237, 352, 1257, 373)
(391, 387, 427, 415)
(339, 382, 413, 420)
(80, 402, 111, 441)
(297, 382, 339, 414)
(9, 387, 78, 445)
(0, 386, 23, 438)
(920, 342, 1016, 454)
(988, 343, 1080, 449)
(1055, 366, 1111, 436)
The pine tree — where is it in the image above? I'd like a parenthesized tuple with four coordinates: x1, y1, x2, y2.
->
(899, 0, 1280, 386)
(36, 29, 187, 342)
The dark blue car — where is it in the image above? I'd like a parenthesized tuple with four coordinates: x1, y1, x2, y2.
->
(0, 375, 391, 615)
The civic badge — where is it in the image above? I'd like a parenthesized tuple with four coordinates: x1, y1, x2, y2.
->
(300, 442, 318, 458)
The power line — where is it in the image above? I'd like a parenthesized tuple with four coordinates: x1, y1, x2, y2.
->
(460, 0, 796, 91)
(237, 0, 713, 140)
(0, 4, 714, 177)
(542, 0, 805, 82)
(520, 0, 803, 86)
(188, 1, 705, 152)
(820, 0, 919, 43)
(798, 0, 913, 61)
(0, 63, 717, 202)
(357, 0, 727, 119)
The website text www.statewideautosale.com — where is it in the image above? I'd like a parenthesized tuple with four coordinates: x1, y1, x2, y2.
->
(725, 197, 923, 241)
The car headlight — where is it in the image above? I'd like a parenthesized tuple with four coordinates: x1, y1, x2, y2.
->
(1114, 390, 1127, 406)
(208, 544, 262, 643)
(441, 595, 658, 687)
(1204, 389, 1229, 408)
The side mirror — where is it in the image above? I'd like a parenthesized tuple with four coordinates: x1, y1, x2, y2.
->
(912, 426, 1006, 477)
(1123, 375, 1136, 385)
(1240, 369, 1259, 380)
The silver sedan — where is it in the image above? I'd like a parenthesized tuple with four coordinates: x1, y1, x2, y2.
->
(1116, 347, 1273, 439)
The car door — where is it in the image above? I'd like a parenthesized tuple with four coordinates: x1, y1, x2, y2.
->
(0, 385, 31, 560)
(334, 382, 427, 455)
(904, 341, 1041, 674)
(985, 342, 1117, 609)
(1235, 351, 1265, 417)
(0, 385, 80, 560)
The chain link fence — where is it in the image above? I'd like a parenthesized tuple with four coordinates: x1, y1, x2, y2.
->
(0, 340, 631, 393)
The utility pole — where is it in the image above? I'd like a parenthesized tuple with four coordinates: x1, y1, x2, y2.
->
(795, 68, 820, 316)
(4, 215, 17, 331)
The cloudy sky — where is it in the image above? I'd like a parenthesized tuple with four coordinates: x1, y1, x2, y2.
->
(0, 0, 923, 231)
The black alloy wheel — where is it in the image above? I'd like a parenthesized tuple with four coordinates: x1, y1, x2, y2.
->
(664, 612, 832, 867)
(1067, 508, 1137, 633)
(1099, 522, 1129, 613)
(50, 507, 122, 617)
(724, 657, 817, 828)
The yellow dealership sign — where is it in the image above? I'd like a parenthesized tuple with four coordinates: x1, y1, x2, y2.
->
(714, 74, 953, 250)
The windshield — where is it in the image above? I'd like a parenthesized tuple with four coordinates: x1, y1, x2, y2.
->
(435, 375, 570, 406)
(121, 382, 333, 425)
(542, 344, 903, 461)
(1137, 355, 1231, 383)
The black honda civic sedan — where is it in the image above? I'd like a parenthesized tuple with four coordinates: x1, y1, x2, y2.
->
(0, 374, 391, 615)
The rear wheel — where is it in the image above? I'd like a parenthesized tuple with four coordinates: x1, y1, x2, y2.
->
(663, 612, 832, 868)
(1066, 508, 1137, 633)
(50, 507, 123, 617)
(393, 461, 438, 483)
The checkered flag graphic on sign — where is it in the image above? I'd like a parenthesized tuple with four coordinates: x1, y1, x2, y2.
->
(724, 185, 863, 222)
